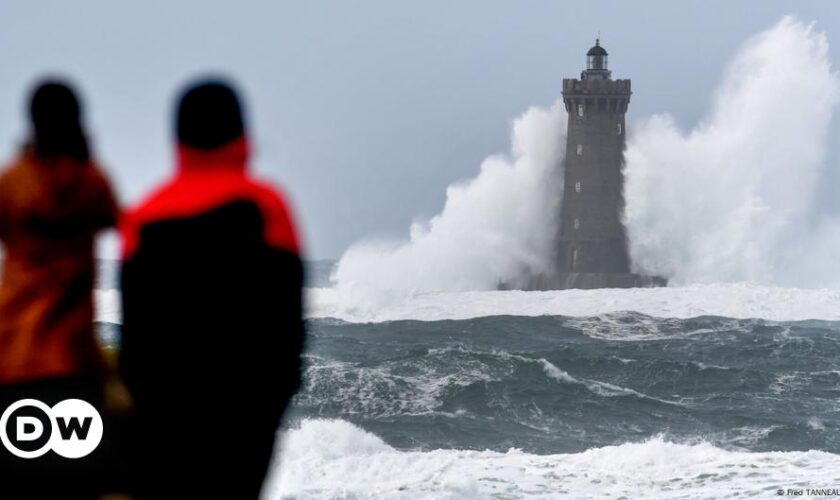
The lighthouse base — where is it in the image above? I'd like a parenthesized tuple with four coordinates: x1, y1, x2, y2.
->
(521, 272, 667, 291)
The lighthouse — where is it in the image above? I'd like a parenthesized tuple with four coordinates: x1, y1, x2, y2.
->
(533, 39, 664, 289)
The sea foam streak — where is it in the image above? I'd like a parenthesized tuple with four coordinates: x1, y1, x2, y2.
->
(262, 419, 840, 499)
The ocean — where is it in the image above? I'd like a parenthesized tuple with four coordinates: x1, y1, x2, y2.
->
(94, 262, 840, 499)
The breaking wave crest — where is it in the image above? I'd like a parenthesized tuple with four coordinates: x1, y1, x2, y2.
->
(264, 419, 840, 499)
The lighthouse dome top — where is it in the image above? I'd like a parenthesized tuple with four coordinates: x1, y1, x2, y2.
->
(586, 39, 608, 73)
(587, 39, 608, 56)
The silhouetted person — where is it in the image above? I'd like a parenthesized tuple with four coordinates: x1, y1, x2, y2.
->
(0, 80, 119, 498)
(119, 80, 305, 499)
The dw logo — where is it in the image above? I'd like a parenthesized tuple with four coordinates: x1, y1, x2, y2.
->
(0, 399, 103, 459)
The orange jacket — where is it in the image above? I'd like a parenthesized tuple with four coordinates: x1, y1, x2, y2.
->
(0, 149, 118, 385)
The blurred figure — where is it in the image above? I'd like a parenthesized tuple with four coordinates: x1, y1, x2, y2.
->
(119, 80, 305, 499)
(0, 80, 119, 497)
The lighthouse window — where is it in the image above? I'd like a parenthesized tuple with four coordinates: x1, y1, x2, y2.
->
(577, 104, 584, 117)
(575, 182, 581, 193)
(617, 123, 622, 135)
(572, 248, 579, 269)
(576, 144, 583, 156)
(574, 218, 580, 230)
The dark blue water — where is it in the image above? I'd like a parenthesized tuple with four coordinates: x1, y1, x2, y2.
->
(284, 314, 840, 455)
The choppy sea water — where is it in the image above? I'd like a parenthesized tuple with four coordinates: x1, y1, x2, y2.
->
(94, 262, 840, 498)
(259, 314, 840, 499)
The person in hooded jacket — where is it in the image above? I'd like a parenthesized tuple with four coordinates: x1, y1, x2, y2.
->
(119, 79, 305, 499)
(0, 80, 119, 498)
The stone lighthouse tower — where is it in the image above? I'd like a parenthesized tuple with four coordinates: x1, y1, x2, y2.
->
(544, 39, 663, 289)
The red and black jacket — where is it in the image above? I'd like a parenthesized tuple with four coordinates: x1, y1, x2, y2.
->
(118, 137, 304, 414)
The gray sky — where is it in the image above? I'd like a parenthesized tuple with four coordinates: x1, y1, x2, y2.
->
(1, 1, 839, 259)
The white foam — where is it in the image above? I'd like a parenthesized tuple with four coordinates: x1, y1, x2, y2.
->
(263, 418, 840, 499)
(306, 282, 840, 323)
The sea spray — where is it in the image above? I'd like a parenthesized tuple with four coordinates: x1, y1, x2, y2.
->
(624, 17, 840, 286)
(333, 16, 840, 293)
(332, 102, 567, 291)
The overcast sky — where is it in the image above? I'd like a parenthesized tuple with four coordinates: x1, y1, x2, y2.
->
(1, 1, 839, 259)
